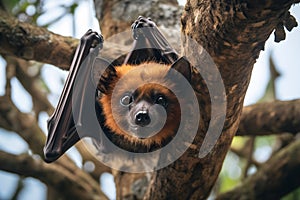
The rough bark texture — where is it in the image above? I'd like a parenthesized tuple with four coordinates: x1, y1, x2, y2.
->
(237, 99, 300, 136)
(94, 0, 181, 38)
(217, 139, 300, 200)
(145, 0, 300, 199)
(0, 10, 78, 70)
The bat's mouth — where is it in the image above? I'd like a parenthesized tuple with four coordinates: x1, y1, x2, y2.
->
(129, 122, 164, 139)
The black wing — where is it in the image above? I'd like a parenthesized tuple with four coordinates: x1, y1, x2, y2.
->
(44, 30, 102, 162)
(43, 16, 179, 162)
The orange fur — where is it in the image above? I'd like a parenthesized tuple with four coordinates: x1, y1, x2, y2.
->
(99, 63, 181, 151)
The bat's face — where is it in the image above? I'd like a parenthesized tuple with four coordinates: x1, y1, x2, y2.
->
(98, 58, 191, 152)
(111, 82, 180, 143)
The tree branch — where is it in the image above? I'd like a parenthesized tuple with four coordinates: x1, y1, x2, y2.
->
(237, 99, 300, 136)
(216, 139, 300, 200)
(0, 95, 45, 155)
(0, 10, 78, 70)
(0, 150, 108, 200)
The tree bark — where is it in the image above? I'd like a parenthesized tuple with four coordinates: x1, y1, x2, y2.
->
(145, 0, 300, 199)
(0, 10, 78, 70)
(94, 0, 181, 38)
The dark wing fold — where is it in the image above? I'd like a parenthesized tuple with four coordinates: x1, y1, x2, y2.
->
(44, 30, 102, 162)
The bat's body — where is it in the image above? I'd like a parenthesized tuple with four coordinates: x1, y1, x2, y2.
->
(44, 17, 192, 162)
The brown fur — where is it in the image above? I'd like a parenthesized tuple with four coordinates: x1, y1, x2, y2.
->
(98, 62, 182, 152)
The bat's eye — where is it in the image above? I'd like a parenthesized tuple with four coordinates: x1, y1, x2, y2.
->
(120, 94, 133, 106)
(155, 95, 168, 108)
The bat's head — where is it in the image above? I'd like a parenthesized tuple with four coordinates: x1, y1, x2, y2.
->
(97, 57, 192, 152)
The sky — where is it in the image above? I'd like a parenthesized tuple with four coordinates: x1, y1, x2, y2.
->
(0, 0, 299, 199)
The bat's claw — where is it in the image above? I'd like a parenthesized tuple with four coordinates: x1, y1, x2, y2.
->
(132, 16, 156, 40)
(82, 29, 104, 49)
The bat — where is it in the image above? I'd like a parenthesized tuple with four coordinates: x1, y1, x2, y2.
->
(43, 16, 184, 162)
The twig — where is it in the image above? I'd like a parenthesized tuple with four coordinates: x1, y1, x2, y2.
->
(243, 137, 256, 178)
(217, 139, 300, 200)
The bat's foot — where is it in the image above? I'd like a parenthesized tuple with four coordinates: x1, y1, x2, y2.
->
(132, 16, 157, 40)
(132, 16, 156, 28)
(82, 29, 104, 50)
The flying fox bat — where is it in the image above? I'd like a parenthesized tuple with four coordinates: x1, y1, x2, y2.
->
(43, 16, 190, 162)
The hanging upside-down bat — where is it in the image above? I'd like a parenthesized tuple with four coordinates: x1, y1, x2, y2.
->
(44, 16, 193, 163)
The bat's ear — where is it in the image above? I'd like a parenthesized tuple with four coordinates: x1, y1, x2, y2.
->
(169, 56, 192, 82)
(92, 58, 117, 94)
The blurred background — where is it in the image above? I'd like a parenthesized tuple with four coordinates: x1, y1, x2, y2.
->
(0, 0, 299, 199)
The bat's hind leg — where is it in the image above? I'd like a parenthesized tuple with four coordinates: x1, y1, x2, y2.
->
(127, 16, 178, 65)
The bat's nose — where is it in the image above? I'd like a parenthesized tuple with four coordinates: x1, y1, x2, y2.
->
(135, 111, 151, 127)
